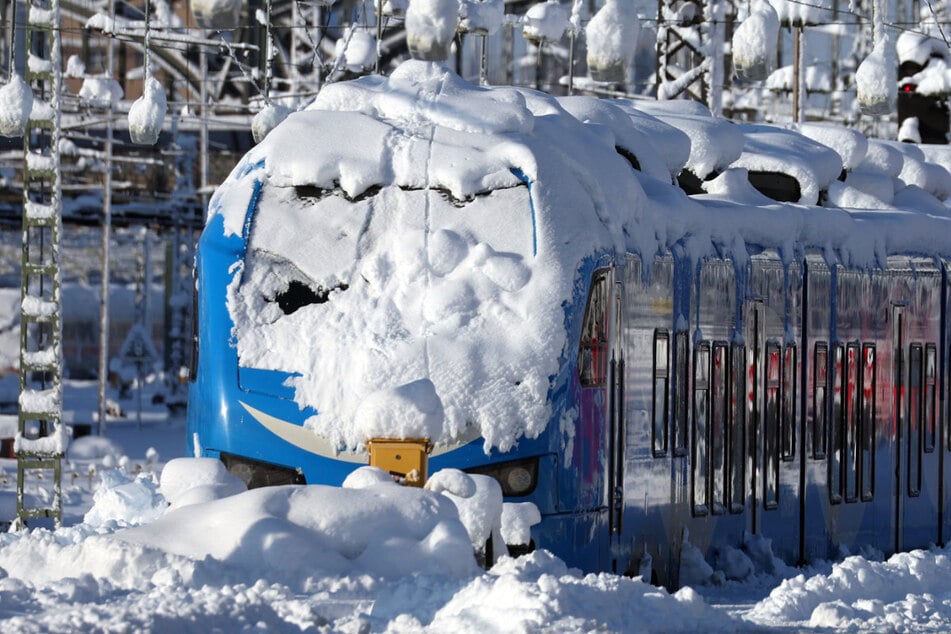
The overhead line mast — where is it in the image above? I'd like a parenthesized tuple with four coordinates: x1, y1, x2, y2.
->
(15, 0, 65, 528)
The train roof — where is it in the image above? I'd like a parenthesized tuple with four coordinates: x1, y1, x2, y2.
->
(209, 60, 951, 453)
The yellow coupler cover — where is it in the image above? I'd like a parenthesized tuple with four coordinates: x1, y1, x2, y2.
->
(366, 438, 432, 487)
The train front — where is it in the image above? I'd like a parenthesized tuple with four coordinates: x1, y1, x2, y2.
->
(186, 61, 645, 556)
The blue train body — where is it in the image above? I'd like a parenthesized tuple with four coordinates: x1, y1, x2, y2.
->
(188, 60, 951, 587)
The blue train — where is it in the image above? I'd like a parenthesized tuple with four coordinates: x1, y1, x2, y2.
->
(187, 60, 951, 588)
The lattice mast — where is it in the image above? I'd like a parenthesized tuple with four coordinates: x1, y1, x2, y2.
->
(15, 0, 65, 528)
(656, 0, 737, 113)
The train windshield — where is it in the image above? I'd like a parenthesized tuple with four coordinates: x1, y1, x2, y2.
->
(228, 179, 559, 452)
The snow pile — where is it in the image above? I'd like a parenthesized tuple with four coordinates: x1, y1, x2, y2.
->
(0, 73, 32, 137)
(251, 103, 292, 144)
(767, 0, 833, 26)
(731, 0, 779, 81)
(731, 123, 843, 204)
(119, 476, 479, 581)
(127, 75, 166, 145)
(426, 469, 503, 554)
(856, 38, 897, 116)
(458, 0, 503, 35)
(746, 547, 951, 631)
(635, 99, 744, 180)
(500, 501, 541, 546)
(522, 0, 569, 43)
(333, 26, 377, 73)
(408, 551, 736, 632)
(585, 0, 639, 83)
(406, 0, 459, 61)
(559, 95, 687, 182)
(914, 59, 951, 97)
(159, 457, 246, 509)
(83, 469, 167, 527)
(793, 121, 868, 170)
(77, 75, 123, 110)
(765, 63, 832, 93)
(216, 60, 644, 453)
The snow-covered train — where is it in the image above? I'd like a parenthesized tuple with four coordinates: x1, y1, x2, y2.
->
(186, 59, 951, 588)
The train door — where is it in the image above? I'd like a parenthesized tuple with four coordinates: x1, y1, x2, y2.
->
(747, 255, 803, 565)
(801, 255, 833, 561)
(573, 265, 616, 570)
(893, 259, 942, 552)
(607, 269, 625, 562)
(894, 302, 907, 553)
(944, 261, 951, 546)
(618, 253, 680, 586)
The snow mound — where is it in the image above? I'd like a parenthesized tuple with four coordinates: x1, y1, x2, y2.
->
(119, 482, 479, 580)
(84, 469, 167, 527)
(159, 457, 246, 509)
(747, 547, 951, 631)
(393, 550, 737, 632)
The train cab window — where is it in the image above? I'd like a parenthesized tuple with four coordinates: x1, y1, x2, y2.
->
(652, 330, 670, 456)
(711, 342, 728, 514)
(845, 342, 860, 503)
(782, 345, 797, 461)
(909, 343, 923, 497)
(861, 343, 876, 501)
(729, 343, 746, 513)
(764, 343, 781, 510)
(673, 331, 689, 456)
(830, 343, 844, 504)
(692, 342, 711, 516)
(924, 343, 937, 453)
(579, 273, 609, 387)
(813, 343, 828, 460)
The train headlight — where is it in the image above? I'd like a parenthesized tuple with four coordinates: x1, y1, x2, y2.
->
(468, 457, 539, 497)
(506, 467, 534, 495)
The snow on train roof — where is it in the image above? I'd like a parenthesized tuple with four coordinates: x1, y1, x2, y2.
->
(209, 60, 951, 453)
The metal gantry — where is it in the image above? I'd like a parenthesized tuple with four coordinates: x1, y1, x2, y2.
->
(16, 0, 64, 528)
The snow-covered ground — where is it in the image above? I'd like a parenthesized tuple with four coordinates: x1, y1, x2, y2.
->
(2, 382, 951, 631)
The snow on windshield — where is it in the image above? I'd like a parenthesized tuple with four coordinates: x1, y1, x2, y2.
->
(214, 60, 645, 453)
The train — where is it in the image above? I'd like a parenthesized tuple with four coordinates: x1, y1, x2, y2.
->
(186, 59, 951, 588)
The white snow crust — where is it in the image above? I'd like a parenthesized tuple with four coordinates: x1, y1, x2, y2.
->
(0, 74, 33, 137)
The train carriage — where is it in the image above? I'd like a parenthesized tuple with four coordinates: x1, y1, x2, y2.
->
(187, 59, 951, 588)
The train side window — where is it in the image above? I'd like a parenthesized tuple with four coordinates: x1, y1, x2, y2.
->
(845, 342, 860, 503)
(673, 331, 689, 456)
(830, 343, 844, 504)
(924, 343, 937, 453)
(652, 330, 670, 457)
(861, 343, 876, 501)
(692, 342, 711, 516)
(782, 345, 797, 461)
(909, 343, 923, 497)
(764, 342, 781, 510)
(813, 343, 828, 460)
(579, 273, 609, 387)
(711, 342, 728, 514)
(729, 343, 746, 513)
